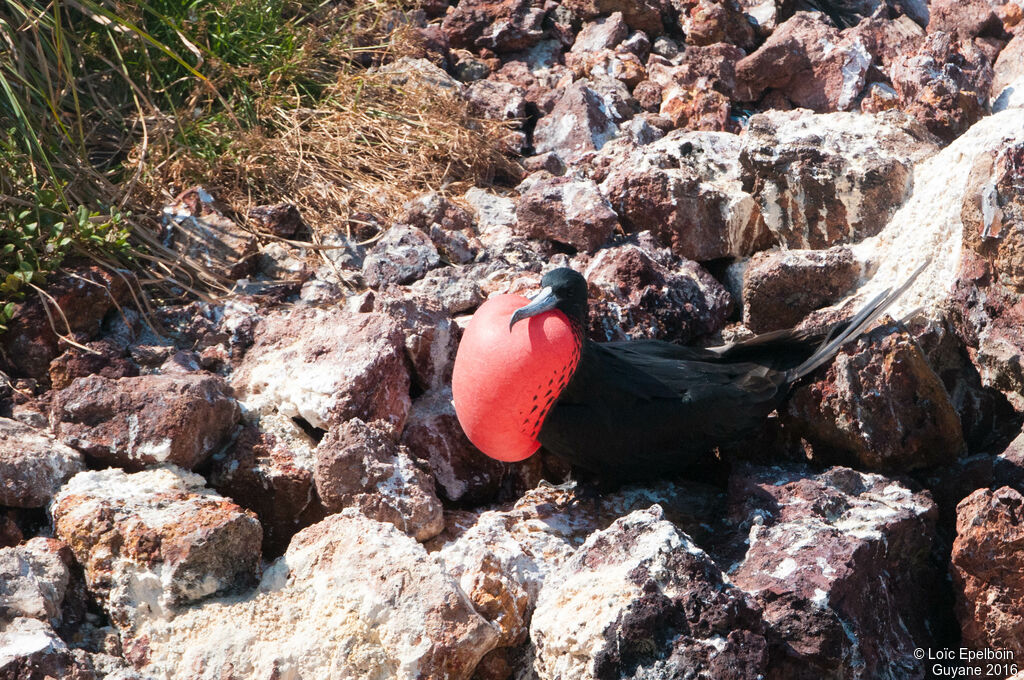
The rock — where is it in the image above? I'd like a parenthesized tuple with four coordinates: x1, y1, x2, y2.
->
(490, 58, 573, 115)
(441, 0, 546, 52)
(48, 339, 139, 390)
(951, 487, 1024, 660)
(361, 225, 441, 288)
(928, 0, 1003, 41)
(729, 465, 940, 680)
(51, 467, 262, 632)
(232, 306, 410, 431)
(375, 285, 462, 391)
(564, 0, 664, 34)
(409, 267, 486, 314)
(740, 109, 939, 250)
(859, 81, 901, 113)
(948, 141, 1024, 408)
(533, 80, 619, 162)
(677, 0, 757, 51)
(846, 15, 926, 73)
(783, 321, 964, 471)
(600, 130, 771, 260)
(464, 186, 518, 232)
(851, 109, 1024, 325)
(566, 49, 648, 90)
(314, 418, 443, 542)
(2, 265, 131, 381)
(735, 12, 872, 112)
(583, 242, 733, 342)
(161, 187, 258, 280)
(127, 511, 499, 680)
(436, 481, 727, 654)
(514, 176, 619, 252)
(402, 192, 474, 233)
(208, 422, 324, 558)
(377, 56, 464, 93)
(0, 538, 71, 626)
(572, 13, 629, 53)
(50, 373, 239, 471)
(247, 203, 306, 238)
(742, 247, 860, 332)
(890, 32, 994, 143)
(400, 386, 505, 504)
(993, 33, 1024, 101)
(0, 418, 84, 508)
(646, 44, 744, 131)
(466, 79, 529, 121)
(530, 506, 768, 680)
(0, 617, 94, 680)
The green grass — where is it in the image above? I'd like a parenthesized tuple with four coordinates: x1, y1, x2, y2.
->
(0, 0, 401, 331)
(0, 0, 515, 338)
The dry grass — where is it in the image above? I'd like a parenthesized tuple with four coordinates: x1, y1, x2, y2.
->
(147, 69, 522, 240)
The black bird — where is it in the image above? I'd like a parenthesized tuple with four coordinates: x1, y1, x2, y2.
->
(453, 266, 922, 478)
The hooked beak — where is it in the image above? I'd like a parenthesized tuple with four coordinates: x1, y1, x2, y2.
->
(509, 286, 558, 331)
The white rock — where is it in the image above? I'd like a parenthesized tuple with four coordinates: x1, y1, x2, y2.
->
(130, 511, 499, 680)
(855, 108, 1024, 320)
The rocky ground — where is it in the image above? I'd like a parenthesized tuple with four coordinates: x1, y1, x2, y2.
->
(3, 0, 1024, 678)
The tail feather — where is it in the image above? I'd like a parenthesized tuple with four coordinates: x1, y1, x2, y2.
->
(785, 261, 928, 382)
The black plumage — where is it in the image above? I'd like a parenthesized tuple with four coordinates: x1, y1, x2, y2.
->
(510, 267, 921, 478)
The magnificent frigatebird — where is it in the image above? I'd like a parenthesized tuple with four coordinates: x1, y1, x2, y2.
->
(452, 266, 921, 478)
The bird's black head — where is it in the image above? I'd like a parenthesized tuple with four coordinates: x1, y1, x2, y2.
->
(509, 267, 589, 331)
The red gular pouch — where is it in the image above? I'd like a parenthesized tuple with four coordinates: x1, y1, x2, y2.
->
(452, 294, 581, 462)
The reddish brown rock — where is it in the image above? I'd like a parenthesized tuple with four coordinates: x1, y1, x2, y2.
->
(951, 487, 1024, 660)
(783, 321, 964, 472)
(993, 32, 1024, 99)
(929, 0, 1004, 41)
(584, 242, 733, 343)
(232, 306, 410, 431)
(530, 506, 769, 680)
(400, 192, 475, 234)
(51, 372, 239, 471)
(742, 247, 859, 332)
(740, 109, 939, 250)
(2, 265, 131, 381)
(0, 418, 84, 509)
(846, 15, 926, 72)
(566, 49, 648, 89)
(949, 142, 1024, 409)
(730, 465, 940, 680)
(533, 80, 619, 161)
(314, 418, 444, 542)
(466, 79, 529, 122)
(441, 0, 547, 52)
(633, 79, 662, 111)
(563, 0, 665, 35)
(48, 339, 138, 390)
(646, 44, 744, 131)
(161, 187, 259, 280)
(600, 130, 771, 261)
(490, 60, 573, 114)
(677, 0, 757, 50)
(400, 386, 504, 504)
(209, 425, 324, 558)
(515, 176, 619, 252)
(247, 203, 307, 238)
(51, 467, 262, 632)
(735, 12, 872, 112)
(890, 32, 994, 143)
(362, 225, 441, 288)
